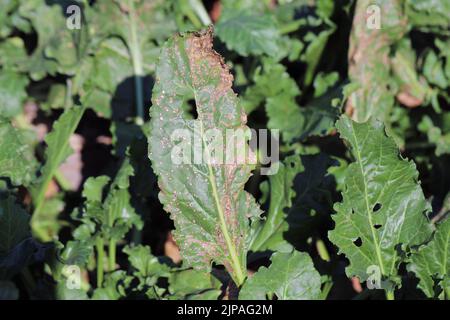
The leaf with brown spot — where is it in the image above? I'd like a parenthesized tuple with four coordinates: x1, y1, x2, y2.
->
(346, 0, 407, 122)
(148, 28, 262, 286)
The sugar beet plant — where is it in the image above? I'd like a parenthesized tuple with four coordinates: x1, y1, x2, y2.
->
(0, 0, 449, 300)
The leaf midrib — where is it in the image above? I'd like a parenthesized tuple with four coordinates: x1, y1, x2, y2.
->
(195, 93, 246, 286)
(350, 122, 386, 275)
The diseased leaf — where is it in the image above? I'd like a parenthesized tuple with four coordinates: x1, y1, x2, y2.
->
(148, 28, 262, 286)
(239, 250, 321, 300)
(347, 0, 406, 122)
(329, 116, 433, 291)
(0, 119, 37, 186)
(408, 218, 449, 299)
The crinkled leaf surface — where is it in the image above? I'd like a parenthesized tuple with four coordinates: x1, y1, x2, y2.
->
(329, 116, 433, 287)
(239, 250, 321, 300)
(148, 28, 261, 285)
(0, 119, 37, 186)
(408, 218, 449, 299)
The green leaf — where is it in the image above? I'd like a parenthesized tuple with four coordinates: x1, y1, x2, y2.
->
(249, 153, 336, 253)
(249, 156, 303, 252)
(168, 268, 222, 300)
(0, 119, 37, 186)
(295, 87, 341, 141)
(0, 70, 29, 118)
(242, 59, 300, 114)
(82, 176, 110, 203)
(92, 270, 129, 300)
(216, 10, 282, 57)
(59, 240, 93, 267)
(418, 116, 450, 156)
(124, 245, 171, 280)
(17, 0, 89, 80)
(0, 194, 30, 255)
(103, 159, 143, 240)
(148, 28, 262, 286)
(406, 0, 450, 30)
(0, 194, 41, 281)
(74, 159, 142, 243)
(0, 37, 28, 72)
(408, 218, 449, 299)
(329, 116, 433, 291)
(242, 59, 339, 142)
(31, 104, 87, 241)
(313, 72, 339, 97)
(239, 250, 321, 300)
(241, 59, 304, 142)
(301, 27, 335, 86)
(423, 50, 448, 89)
(55, 285, 89, 300)
(124, 244, 172, 298)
